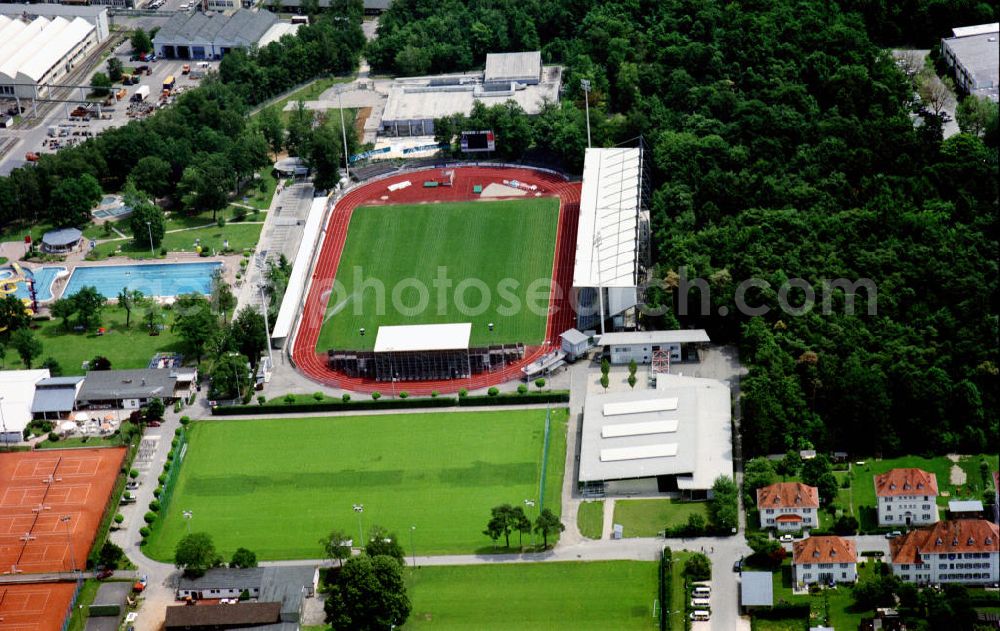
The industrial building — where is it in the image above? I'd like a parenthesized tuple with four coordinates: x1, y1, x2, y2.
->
(0, 3, 108, 99)
(596, 329, 710, 365)
(941, 23, 999, 101)
(152, 9, 283, 60)
(380, 51, 562, 136)
(265, 0, 391, 15)
(0, 369, 50, 443)
(577, 373, 733, 497)
(572, 146, 650, 332)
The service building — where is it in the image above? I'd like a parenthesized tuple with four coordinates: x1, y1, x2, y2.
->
(940, 23, 999, 101)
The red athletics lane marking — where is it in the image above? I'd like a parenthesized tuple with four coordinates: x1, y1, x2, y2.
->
(291, 166, 581, 395)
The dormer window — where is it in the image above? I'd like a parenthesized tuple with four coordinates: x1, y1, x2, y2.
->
(952, 538, 959, 546)
(903, 483, 911, 490)
(813, 551, 820, 558)
(917, 482, 923, 489)
(830, 550, 837, 558)
(890, 483, 896, 490)
(967, 538, 975, 546)
(936, 537, 943, 545)
(987, 537, 994, 545)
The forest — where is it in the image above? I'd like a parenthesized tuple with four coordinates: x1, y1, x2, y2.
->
(379, 0, 1000, 457)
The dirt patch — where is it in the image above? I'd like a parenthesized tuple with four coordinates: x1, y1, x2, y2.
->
(950, 464, 967, 485)
(354, 106, 372, 143)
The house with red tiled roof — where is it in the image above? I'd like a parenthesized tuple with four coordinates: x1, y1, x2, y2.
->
(874, 468, 939, 527)
(756, 482, 819, 531)
(889, 519, 999, 585)
(792, 536, 857, 586)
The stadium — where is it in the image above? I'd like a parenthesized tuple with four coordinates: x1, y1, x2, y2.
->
(289, 165, 583, 394)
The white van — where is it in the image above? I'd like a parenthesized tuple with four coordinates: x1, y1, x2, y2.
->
(690, 598, 711, 608)
(690, 610, 710, 621)
(692, 585, 711, 598)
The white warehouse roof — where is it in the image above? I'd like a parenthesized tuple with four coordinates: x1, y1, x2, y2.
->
(18, 17, 94, 82)
(578, 374, 733, 489)
(573, 147, 644, 288)
(0, 369, 51, 435)
(0, 15, 94, 84)
(951, 23, 999, 38)
(598, 329, 711, 347)
(374, 323, 472, 353)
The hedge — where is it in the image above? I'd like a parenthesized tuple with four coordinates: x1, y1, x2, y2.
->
(659, 547, 671, 631)
(88, 604, 121, 617)
(211, 390, 570, 415)
(753, 603, 811, 620)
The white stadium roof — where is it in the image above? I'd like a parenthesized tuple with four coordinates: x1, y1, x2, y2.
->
(573, 147, 643, 289)
(374, 323, 472, 353)
(578, 374, 733, 489)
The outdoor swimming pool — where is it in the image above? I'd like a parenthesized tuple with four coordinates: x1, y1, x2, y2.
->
(0, 266, 67, 302)
(63, 262, 222, 298)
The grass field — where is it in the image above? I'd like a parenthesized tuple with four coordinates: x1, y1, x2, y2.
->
(316, 199, 560, 351)
(92, 222, 263, 259)
(577, 501, 604, 539)
(404, 562, 659, 630)
(3, 306, 181, 374)
(613, 499, 710, 537)
(767, 559, 878, 630)
(144, 409, 567, 560)
(668, 551, 692, 631)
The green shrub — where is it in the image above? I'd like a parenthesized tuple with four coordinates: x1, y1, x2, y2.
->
(313, 391, 324, 401)
(170, 438, 178, 448)
(47, 431, 59, 442)
(487, 387, 499, 396)
(149, 500, 160, 512)
(431, 390, 439, 398)
(153, 487, 162, 498)
(139, 526, 151, 538)
(534, 378, 546, 389)
(284, 394, 295, 404)
(129, 469, 139, 479)
(517, 384, 528, 395)
(399, 391, 409, 399)
(371, 391, 381, 400)
(458, 388, 468, 398)
(342, 393, 351, 402)
(143, 512, 156, 524)
(114, 513, 124, 524)
(258, 395, 266, 405)
(179, 416, 190, 426)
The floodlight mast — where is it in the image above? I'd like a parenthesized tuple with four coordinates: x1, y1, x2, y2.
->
(581, 79, 592, 148)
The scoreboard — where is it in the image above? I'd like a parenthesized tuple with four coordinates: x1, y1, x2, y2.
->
(460, 130, 495, 152)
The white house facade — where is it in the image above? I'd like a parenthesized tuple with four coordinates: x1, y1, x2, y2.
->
(757, 482, 819, 531)
(890, 519, 999, 585)
(792, 536, 858, 586)
(875, 468, 939, 527)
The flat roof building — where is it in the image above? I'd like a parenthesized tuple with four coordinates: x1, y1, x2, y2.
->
(597, 329, 709, 365)
(380, 52, 561, 137)
(941, 23, 999, 101)
(32, 375, 84, 420)
(0, 3, 109, 40)
(77, 368, 179, 409)
(153, 9, 279, 60)
(578, 373, 733, 497)
(0, 369, 50, 442)
(740, 572, 773, 612)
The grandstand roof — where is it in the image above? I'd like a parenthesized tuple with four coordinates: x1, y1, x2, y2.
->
(573, 147, 643, 289)
(484, 51, 542, 83)
(597, 329, 710, 347)
(374, 323, 472, 353)
(153, 9, 277, 48)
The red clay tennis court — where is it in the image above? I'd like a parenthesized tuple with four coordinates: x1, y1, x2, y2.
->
(0, 448, 125, 575)
(0, 582, 77, 631)
(292, 165, 581, 394)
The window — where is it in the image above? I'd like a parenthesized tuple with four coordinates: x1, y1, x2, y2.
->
(886, 516, 893, 521)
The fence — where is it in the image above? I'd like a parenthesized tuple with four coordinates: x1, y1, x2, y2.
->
(659, 547, 671, 631)
(157, 428, 188, 517)
(210, 391, 570, 415)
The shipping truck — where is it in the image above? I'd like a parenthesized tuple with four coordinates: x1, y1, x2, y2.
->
(131, 85, 150, 102)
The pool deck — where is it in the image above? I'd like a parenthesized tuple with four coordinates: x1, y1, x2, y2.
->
(0, 239, 238, 305)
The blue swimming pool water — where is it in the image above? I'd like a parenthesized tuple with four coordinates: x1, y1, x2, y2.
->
(0, 266, 66, 302)
(63, 262, 222, 298)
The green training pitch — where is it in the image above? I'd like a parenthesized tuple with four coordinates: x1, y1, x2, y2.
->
(405, 562, 659, 630)
(316, 198, 560, 352)
(143, 410, 567, 561)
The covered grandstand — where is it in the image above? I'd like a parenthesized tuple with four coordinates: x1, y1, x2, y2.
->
(271, 196, 328, 349)
(572, 146, 650, 332)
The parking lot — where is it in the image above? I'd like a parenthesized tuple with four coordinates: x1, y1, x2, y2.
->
(4, 39, 212, 169)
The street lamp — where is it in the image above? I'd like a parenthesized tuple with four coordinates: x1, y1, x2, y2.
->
(337, 86, 350, 182)
(352, 504, 364, 550)
(0, 396, 8, 452)
(580, 79, 592, 148)
(145, 221, 154, 257)
(409, 525, 416, 568)
(183, 510, 193, 535)
(60, 515, 77, 573)
(257, 283, 274, 371)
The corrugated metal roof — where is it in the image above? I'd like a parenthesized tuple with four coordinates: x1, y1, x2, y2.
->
(559, 328, 589, 345)
(573, 147, 643, 288)
(153, 9, 277, 48)
(36, 376, 85, 386)
(18, 17, 94, 82)
(0, 16, 67, 80)
(177, 567, 265, 591)
(949, 500, 984, 512)
(79, 369, 176, 401)
(31, 388, 77, 413)
(41, 227, 83, 247)
(741, 572, 773, 607)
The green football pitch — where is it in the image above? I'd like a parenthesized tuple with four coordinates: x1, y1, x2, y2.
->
(316, 198, 560, 352)
(404, 562, 660, 630)
(143, 410, 567, 561)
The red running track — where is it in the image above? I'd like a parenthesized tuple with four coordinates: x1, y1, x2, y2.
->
(291, 166, 581, 395)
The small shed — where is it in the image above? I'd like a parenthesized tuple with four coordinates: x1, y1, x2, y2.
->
(740, 571, 773, 612)
(273, 157, 309, 177)
(559, 328, 590, 360)
(41, 227, 82, 253)
(948, 499, 984, 518)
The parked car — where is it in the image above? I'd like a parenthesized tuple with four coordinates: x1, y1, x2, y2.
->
(96, 569, 114, 580)
(733, 557, 743, 573)
(885, 530, 902, 539)
(146, 421, 161, 428)
(690, 610, 710, 621)
(779, 534, 794, 543)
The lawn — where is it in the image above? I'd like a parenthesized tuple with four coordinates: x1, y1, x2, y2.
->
(404, 561, 659, 630)
(259, 75, 353, 119)
(768, 559, 879, 630)
(613, 499, 710, 537)
(3, 306, 182, 375)
(143, 409, 568, 560)
(577, 501, 604, 539)
(845, 454, 998, 530)
(65, 579, 100, 631)
(92, 222, 263, 259)
(667, 551, 692, 631)
(316, 199, 560, 351)
(751, 619, 806, 631)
